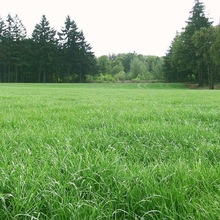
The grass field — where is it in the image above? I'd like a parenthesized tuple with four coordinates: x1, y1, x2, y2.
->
(0, 83, 219, 219)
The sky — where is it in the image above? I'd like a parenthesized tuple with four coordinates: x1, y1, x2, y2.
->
(1, 0, 219, 57)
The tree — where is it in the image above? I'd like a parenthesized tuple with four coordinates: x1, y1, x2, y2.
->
(58, 16, 81, 82)
(97, 55, 111, 74)
(4, 14, 14, 81)
(58, 16, 96, 82)
(77, 30, 97, 82)
(121, 52, 136, 73)
(163, 0, 212, 86)
(32, 15, 57, 82)
(183, 0, 212, 86)
(0, 16, 6, 82)
(129, 57, 147, 80)
(12, 15, 27, 82)
(210, 25, 220, 85)
(145, 55, 164, 80)
(111, 56, 124, 75)
(170, 33, 189, 82)
(193, 27, 215, 89)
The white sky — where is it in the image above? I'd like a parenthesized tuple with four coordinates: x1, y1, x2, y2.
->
(1, 0, 219, 57)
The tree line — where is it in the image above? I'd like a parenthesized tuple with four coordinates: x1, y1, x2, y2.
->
(0, 13, 164, 83)
(0, 14, 97, 83)
(163, 0, 220, 89)
(1, 0, 219, 86)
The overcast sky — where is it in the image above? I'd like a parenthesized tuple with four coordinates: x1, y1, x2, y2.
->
(1, 0, 219, 57)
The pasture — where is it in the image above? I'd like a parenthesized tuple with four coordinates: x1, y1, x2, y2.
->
(0, 83, 219, 219)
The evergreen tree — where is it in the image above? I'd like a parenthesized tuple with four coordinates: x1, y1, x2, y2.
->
(12, 15, 27, 82)
(163, 48, 175, 82)
(193, 27, 216, 88)
(59, 16, 96, 82)
(4, 14, 14, 81)
(164, 0, 212, 85)
(183, 0, 212, 86)
(58, 16, 80, 82)
(77, 30, 97, 82)
(32, 15, 57, 82)
(0, 17, 6, 82)
(210, 25, 220, 84)
(12, 14, 26, 41)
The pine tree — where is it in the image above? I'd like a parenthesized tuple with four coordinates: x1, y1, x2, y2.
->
(13, 14, 26, 41)
(164, 0, 212, 85)
(4, 14, 14, 81)
(77, 31, 97, 82)
(0, 14, 28, 82)
(193, 27, 216, 88)
(0, 17, 6, 82)
(12, 15, 27, 82)
(58, 16, 81, 82)
(32, 15, 57, 82)
(183, 0, 212, 86)
(59, 16, 96, 82)
(210, 25, 220, 85)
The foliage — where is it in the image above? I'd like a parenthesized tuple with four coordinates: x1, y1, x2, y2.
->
(95, 53, 164, 82)
(97, 55, 111, 74)
(113, 70, 126, 81)
(0, 13, 164, 83)
(163, 0, 220, 89)
(0, 14, 96, 83)
(32, 15, 57, 83)
(192, 26, 216, 89)
(96, 73, 115, 83)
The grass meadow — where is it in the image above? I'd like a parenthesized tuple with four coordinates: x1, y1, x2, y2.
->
(0, 83, 219, 219)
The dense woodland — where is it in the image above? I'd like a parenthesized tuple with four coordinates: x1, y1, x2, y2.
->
(0, 0, 219, 87)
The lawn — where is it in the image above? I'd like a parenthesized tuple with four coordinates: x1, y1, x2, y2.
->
(0, 83, 219, 219)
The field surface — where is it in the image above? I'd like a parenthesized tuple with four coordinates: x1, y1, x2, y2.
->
(0, 83, 219, 219)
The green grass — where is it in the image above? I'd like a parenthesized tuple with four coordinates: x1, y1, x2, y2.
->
(0, 83, 219, 219)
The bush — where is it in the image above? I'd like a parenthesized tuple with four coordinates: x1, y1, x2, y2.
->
(86, 74, 97, 83)
(113, 71, 126, 81)
(97, 74, 115, 83)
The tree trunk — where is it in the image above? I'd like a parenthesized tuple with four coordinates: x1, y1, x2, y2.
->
(15, 65, 18, 83)
(67, 65, 71, 83)
(0, 65, 2, 82)
(38, 69, 41, 83)
(208, 66, 214, 89)
(8, 64, 11, 82)
(198, 64, 203, 87)
(3, 63, 6, 82)
(43, 68, 46, 83)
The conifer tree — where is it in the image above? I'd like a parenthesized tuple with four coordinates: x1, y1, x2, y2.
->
(0, 17, 6, 82)
(32, 15, 57, 82)
(58, 16, 81, 82)
(12, 15, 27, 82)
(164, 0, 212, 85)
(58, 16, 96, 82)
(183, 0, 212, 86)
